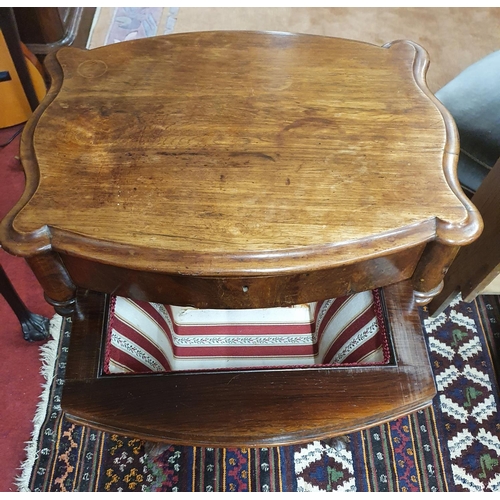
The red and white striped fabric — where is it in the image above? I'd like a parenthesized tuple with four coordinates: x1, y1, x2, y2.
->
(104, 289, 390, 374)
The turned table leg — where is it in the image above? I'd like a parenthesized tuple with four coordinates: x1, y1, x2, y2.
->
(0, 264, 50, 341)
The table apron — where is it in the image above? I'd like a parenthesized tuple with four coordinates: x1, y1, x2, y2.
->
(60, 244, 426, 308)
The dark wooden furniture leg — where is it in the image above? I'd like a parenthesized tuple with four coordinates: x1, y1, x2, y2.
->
(0, 264, 50, 341)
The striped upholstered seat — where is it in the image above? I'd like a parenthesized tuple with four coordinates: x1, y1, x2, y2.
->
(104, 289, 391, 374)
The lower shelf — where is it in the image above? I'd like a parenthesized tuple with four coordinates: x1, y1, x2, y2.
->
(62, 279, 436, 447)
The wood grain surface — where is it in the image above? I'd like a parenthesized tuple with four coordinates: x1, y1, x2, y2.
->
(62, 280, 436, 447)
(2, 32, 479, 274)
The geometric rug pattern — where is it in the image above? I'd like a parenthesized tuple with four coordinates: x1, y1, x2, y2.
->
(17, 294, 500, 491)
(423, 296, 500, 491)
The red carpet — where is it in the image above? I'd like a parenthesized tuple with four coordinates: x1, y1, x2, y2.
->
(0, 124, 54, 491)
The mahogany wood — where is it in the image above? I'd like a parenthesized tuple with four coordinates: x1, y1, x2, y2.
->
(0, 31, 484, 444)
(13, 7, 65, 45)
(0, 32, 481, 311)
(60, 244, 424, 309)
(62, 280, 435, 447)
(26, 252, 76, 315)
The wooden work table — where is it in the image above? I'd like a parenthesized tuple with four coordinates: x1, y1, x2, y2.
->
(0, 32, 483, 445)
(0, 31, 481, 313)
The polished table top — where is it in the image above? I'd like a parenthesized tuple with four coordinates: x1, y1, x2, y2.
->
(1, 31, 481, 311)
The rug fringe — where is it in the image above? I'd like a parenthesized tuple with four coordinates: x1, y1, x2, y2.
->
(14, 315, 63, 492)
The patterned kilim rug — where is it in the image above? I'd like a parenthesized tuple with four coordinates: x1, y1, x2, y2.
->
(16, 295, 500, 491)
